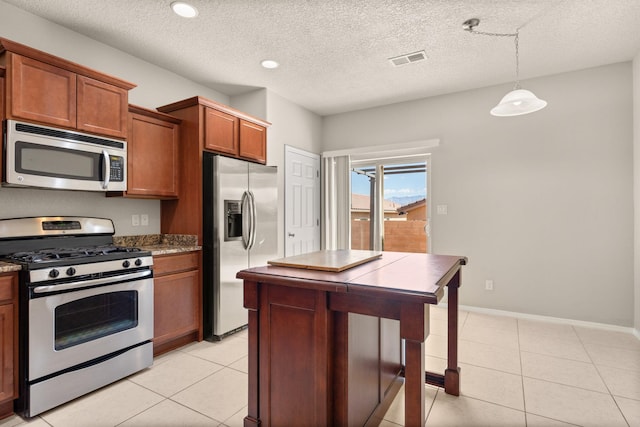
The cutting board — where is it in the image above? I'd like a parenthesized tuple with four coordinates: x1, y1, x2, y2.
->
(267, 249, 382, 272)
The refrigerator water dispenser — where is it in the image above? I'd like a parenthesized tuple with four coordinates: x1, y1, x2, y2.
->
(225, 200, 242, 241)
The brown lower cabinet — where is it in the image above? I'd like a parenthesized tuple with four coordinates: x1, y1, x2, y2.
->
(0, 273, 17, 420)
(244, 283, 402, 426)
(152, 251, 202, 356)
(1, 66, 5, 181)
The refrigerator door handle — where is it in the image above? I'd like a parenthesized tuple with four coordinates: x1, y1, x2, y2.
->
(248, 190, 257, 250)
(241, 190, 251, 249)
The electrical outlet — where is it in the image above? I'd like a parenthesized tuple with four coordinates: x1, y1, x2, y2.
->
(141, 214, 149, 226)
(485, 280, 494, 291)
(131, 214, 140, 226)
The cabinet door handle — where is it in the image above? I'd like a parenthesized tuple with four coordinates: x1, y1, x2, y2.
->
(288, 232, 295, 237)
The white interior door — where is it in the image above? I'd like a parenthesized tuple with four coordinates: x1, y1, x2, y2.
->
(285, 145, 321, 256)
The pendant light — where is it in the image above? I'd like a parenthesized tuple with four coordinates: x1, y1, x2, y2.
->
(463, 18, 547, 117)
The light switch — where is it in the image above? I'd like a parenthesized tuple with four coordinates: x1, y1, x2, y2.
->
(131, 214, 140, 226)
(141, 214, 149, 226)
(437, 204, 448, 215)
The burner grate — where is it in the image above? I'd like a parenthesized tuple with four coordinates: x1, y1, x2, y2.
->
(5, 245, 142, 264)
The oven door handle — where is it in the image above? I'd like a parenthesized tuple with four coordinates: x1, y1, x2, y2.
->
(32, 270, 152, 295)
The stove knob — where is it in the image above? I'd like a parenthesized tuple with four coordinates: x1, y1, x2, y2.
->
(49, 269, 60, 279)
(66, 267, 76, 276)
(122, 260, 131, 268)
(135, 258, 142, 267)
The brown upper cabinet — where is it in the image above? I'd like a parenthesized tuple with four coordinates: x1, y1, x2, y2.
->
(124, 105, 181, 199)
(158, 96, 270, 164)
(0, 38, 135, 139)
(204, 107, 238, 156)
(239, 119, 267, 163)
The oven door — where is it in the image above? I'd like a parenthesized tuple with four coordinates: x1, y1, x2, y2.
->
(28, 272, 153, 381)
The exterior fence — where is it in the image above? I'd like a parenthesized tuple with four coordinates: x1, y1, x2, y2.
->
(351, 220, 428, 253)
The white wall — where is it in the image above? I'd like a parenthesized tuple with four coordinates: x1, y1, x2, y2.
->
(634, 52, 640, 334)
(232, 88, 324, 256)
(231, 89, 268, 121)
(0, 1, 323, 241)
(324, 64, 634, 327)
(265, 90, 323, 256)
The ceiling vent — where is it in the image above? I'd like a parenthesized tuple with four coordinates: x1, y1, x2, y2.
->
(388, 50, 427, 67)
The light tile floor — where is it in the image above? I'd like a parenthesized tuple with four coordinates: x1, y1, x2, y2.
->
(1, 307, 639, 426)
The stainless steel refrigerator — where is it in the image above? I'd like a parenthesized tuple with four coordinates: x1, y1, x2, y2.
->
(203, 153, 278, 340)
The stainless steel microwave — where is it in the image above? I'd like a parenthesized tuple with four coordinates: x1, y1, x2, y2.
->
(3, 120, 127, 192)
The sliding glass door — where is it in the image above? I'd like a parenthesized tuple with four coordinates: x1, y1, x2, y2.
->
(350, 159, 429, 253)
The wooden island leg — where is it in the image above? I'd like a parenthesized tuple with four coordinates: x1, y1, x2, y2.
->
(444, 270, 461, 396)
(243, 281, 260, 427)
(401, 302, 429, 427)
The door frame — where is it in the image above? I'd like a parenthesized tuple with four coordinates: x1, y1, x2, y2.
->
(284, 145, 321, 256)
(323, 139, 439, 253)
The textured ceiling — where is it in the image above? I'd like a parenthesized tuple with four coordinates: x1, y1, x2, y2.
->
(4, 0, 640, 116)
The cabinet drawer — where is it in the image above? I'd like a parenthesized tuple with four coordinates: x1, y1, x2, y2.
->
(0, 274, 16, 302)
(153, 251, 199, 276)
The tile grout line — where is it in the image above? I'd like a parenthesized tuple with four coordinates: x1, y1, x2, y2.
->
(165, 397, 226, 425)
(424, 385, 439, 425)
(515, 319, 530, 427)
(573, 325, 633, 427)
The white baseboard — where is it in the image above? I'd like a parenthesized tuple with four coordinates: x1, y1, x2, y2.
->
(437, 303, 639, 339)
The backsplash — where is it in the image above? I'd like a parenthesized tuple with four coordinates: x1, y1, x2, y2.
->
(0, 187, 161, 236)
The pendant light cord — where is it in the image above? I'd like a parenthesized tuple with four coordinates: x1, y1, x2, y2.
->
(465, 28, 521, 90)
(462, 18, 548, 116)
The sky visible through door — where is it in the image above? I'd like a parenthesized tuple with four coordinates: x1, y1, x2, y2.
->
(350, 162, 428, 253)
(351, 162, 426, 205)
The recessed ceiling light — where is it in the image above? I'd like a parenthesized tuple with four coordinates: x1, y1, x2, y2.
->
(171, 2, 198, 18)
(261, 59, 279, 69)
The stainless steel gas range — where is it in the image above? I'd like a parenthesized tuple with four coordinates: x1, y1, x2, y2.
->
(0, 216, 154, 417)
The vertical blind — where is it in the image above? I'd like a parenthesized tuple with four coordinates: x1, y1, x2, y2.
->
(321, 155, 351, 250)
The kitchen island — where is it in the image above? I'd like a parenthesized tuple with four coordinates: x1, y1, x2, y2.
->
(237, 250, 466, 427)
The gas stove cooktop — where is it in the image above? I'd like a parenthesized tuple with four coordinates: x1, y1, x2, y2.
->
(7, 245, 144, 264)
(0, 217, 150, 270)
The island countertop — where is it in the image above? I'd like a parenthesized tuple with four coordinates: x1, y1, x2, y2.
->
(238, 250, 467, 303)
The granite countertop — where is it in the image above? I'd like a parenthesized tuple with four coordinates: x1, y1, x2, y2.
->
(113, 234, 201, 256)
(0, 261, 22, 274)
